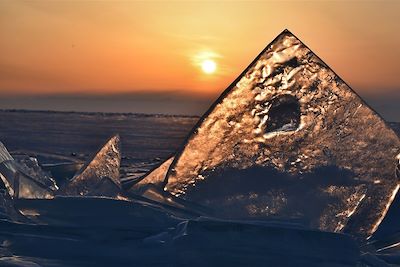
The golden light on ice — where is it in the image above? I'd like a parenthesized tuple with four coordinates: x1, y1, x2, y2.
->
(201, 59, 217, 74)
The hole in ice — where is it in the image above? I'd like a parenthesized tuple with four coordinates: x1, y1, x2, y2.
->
(265, 95, 300, 133)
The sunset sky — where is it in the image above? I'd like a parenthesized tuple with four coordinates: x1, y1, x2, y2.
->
(0, 1, 399, 120)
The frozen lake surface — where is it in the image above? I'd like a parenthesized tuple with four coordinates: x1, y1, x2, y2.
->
(0, 110, 399, 267)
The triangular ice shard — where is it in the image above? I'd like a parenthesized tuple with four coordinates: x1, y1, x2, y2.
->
(63, 135, 121, 197)
(164, 30, 400, 240)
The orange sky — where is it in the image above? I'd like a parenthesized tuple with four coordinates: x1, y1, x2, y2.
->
(1, 1, 399, 98)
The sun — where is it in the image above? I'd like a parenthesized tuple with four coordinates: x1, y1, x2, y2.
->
(201, 59, 217, 74)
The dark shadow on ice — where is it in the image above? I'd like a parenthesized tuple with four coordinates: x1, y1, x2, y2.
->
(184, 165, 359, 228)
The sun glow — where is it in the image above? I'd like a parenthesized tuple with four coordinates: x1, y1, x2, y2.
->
(201, 59, 217, 74)
(192, 51, 220, 76)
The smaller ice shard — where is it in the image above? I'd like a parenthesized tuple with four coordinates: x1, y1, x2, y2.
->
(128, 157, 174, 192)
(62, 135, 121, 197)
(125, 157, 210, 216)
(128, 183, 211, 217)
(0, 142, 58, 199)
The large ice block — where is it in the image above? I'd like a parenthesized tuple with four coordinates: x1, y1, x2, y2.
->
(163, 30, 400, 240)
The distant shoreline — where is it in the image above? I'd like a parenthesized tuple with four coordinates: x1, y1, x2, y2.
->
(0, 109, 200, 119)
(0, 108, 397, 123)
